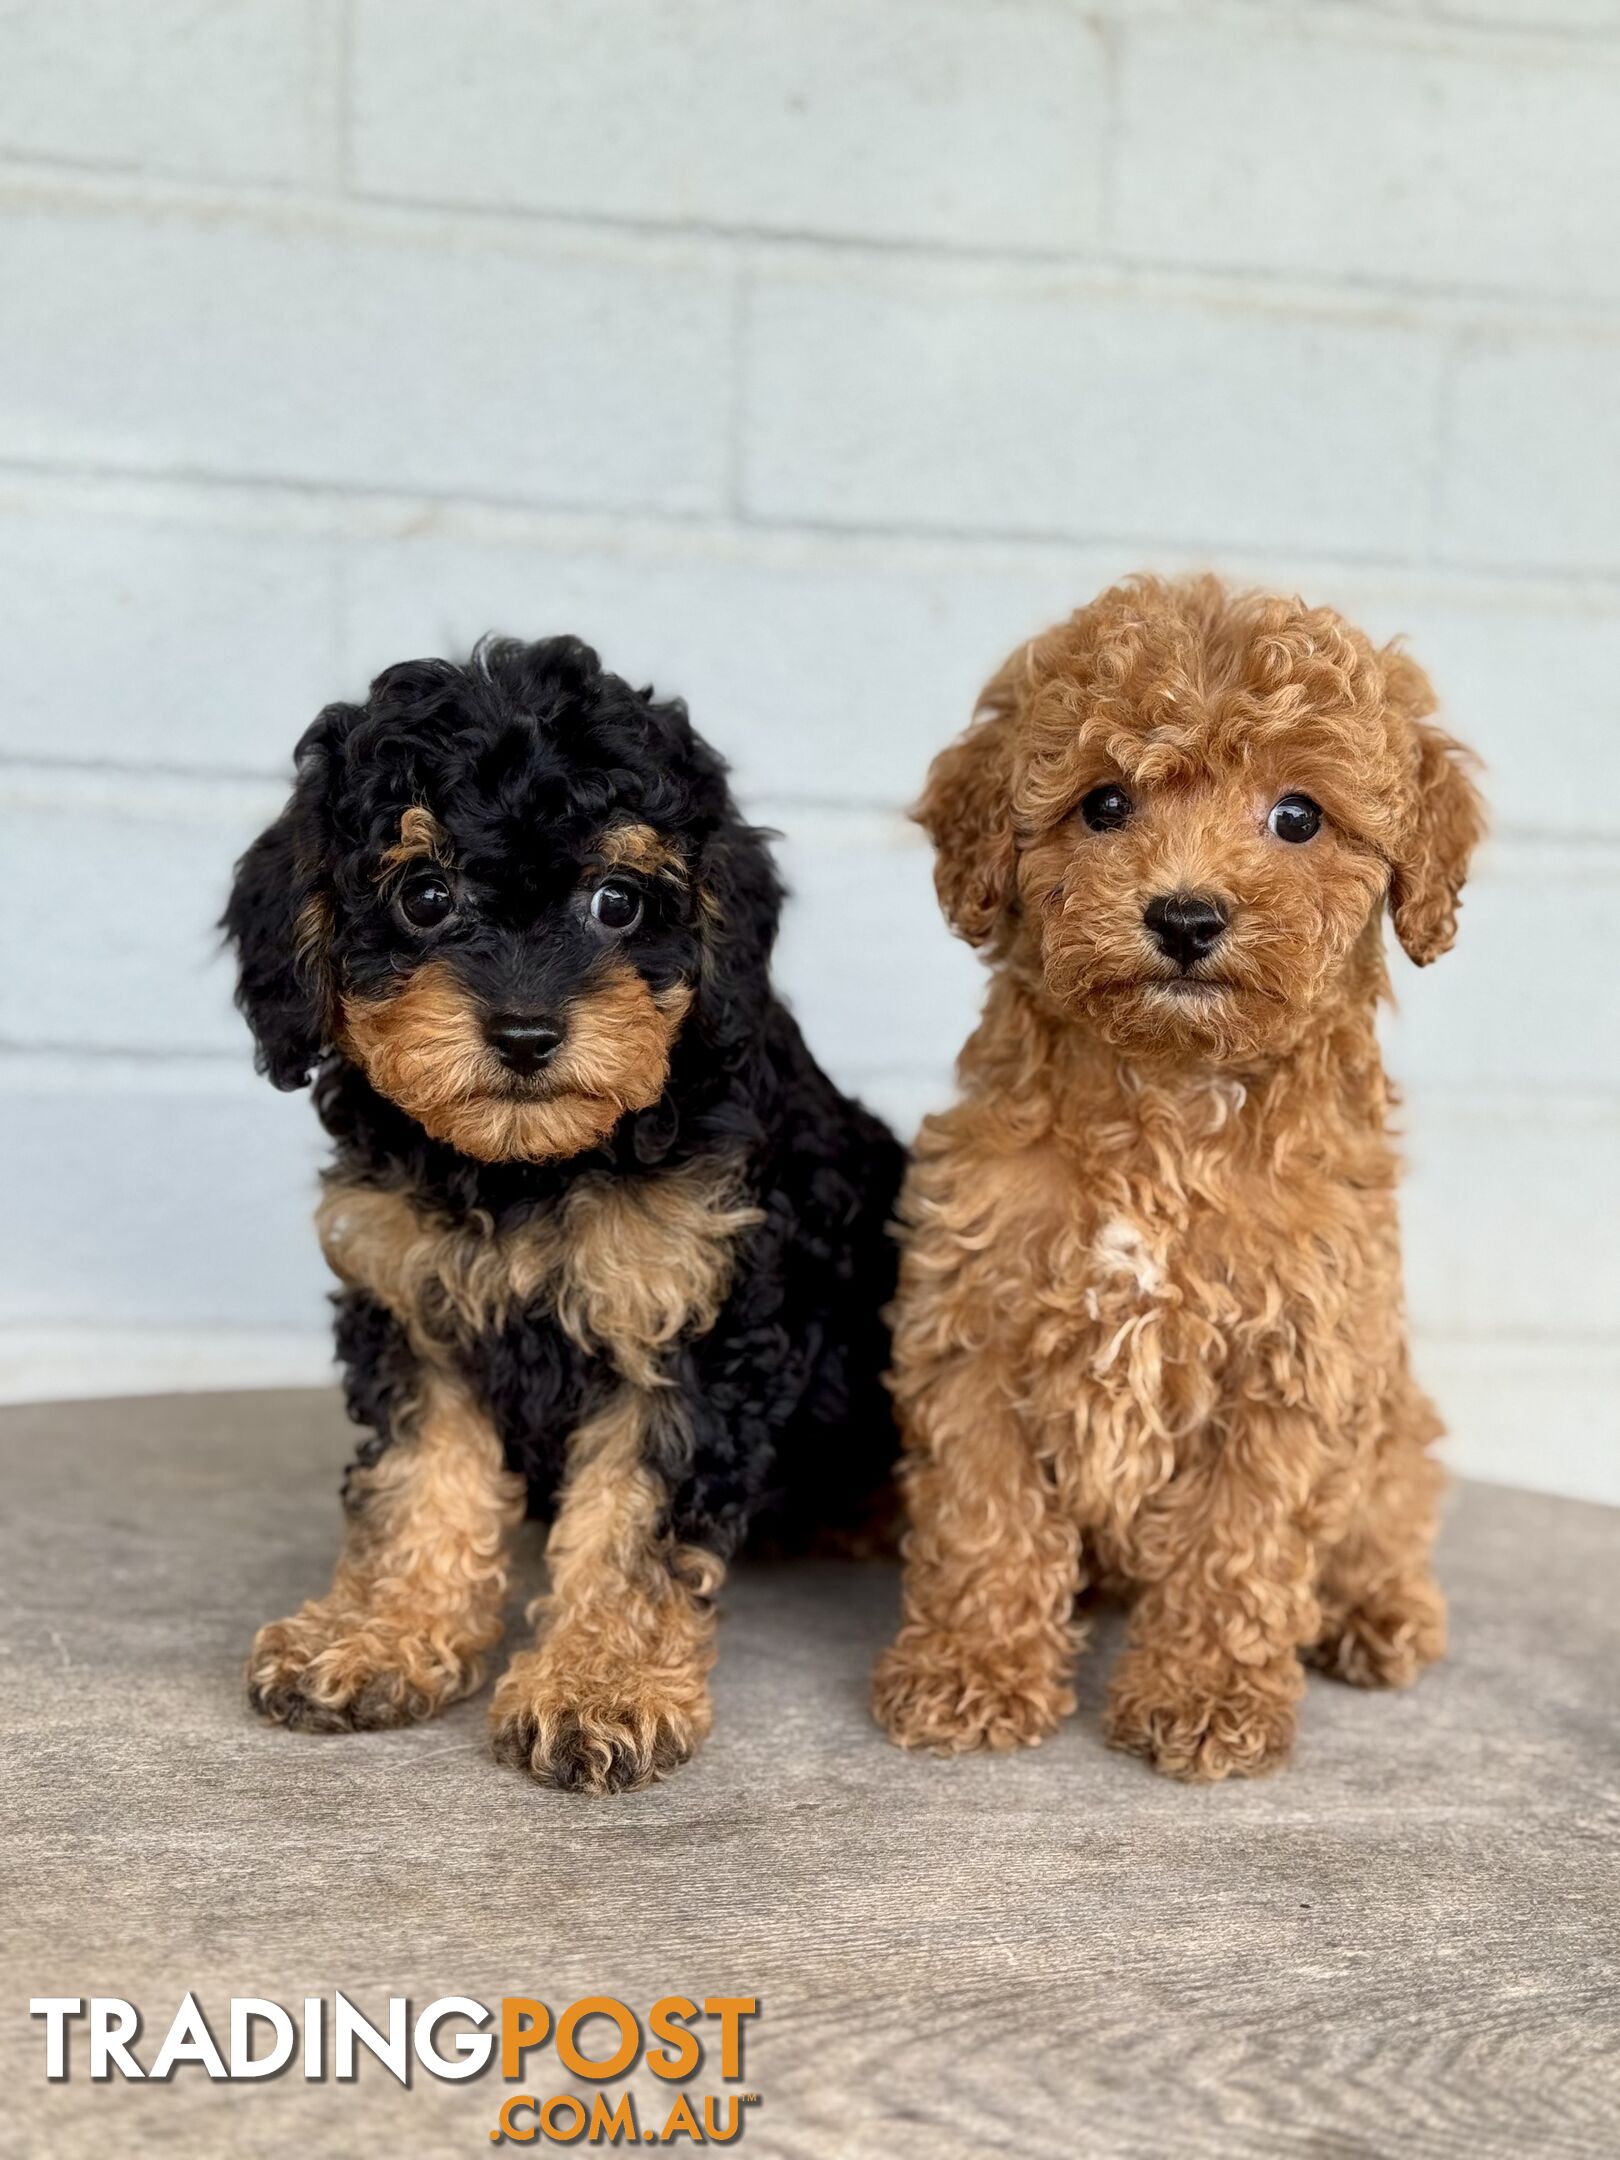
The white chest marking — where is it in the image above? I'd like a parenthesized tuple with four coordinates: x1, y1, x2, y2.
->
(1092, 1216, 1165, 1298)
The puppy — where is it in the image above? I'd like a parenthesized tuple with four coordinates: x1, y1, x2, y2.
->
(225, 635, 901, 1793)
(873, 575, 1484, 1781)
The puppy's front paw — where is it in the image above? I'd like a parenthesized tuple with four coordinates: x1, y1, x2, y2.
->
(873, 1627, 1074, 1754)
(247, 1602, 485, 1733)
(1106, 1649, 1301, 1782)
(1310, 1580, 1446, 1690)
(489, 1652, 706, 1794)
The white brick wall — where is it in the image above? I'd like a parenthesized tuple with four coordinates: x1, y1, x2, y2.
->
(349, 0, 1110, 251)
(743, 258, 1447, 555)
(2, 0, 1616, 1504)
(1, 185, 733, 511)
(0, 0, 341, 186)
(1112, 17, 1620, 301)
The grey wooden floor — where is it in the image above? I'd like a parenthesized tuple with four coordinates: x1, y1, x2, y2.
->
(1, 1389, 1616, 2158)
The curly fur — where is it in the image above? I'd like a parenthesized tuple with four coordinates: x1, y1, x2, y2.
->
(874, 575, 1484, 1782)
(226, 635, 902, 1792)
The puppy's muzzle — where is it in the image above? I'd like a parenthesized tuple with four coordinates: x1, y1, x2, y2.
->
(1144, 891, 1229, 972)
(485, 1012, 565, 1078)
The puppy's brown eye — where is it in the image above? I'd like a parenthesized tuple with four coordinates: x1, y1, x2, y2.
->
(589, 880, 642, 933)
(1080, 783, 1132, 832)
(398, 871, 455, 929)
(1268, 794, 1323, 845)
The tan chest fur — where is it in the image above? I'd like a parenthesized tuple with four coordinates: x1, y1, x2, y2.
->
(316, 1159, 762, 1390)
(896, 1076, 1402, 1554)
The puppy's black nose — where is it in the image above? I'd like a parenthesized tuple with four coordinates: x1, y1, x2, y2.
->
(1144, 891, 1229, 970)
(485, 1013, 564, 1077)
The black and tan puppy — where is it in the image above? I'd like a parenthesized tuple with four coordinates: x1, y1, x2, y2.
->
(225, 636, 901, 1793)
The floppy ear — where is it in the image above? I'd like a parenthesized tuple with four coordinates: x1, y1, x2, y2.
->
(915, 655, 1023, 947)
(222, 706, 350, 1089)
(693, 814, 784, 1049)
(1383, 649, 1486, 967)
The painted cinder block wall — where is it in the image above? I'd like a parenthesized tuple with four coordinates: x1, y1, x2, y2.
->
(2, 0, 1616, 1501)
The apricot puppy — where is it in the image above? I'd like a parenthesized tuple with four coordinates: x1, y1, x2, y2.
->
(873, 575, 1484, 1781)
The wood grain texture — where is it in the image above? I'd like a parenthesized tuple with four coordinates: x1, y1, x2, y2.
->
(0, 1389, 1615, 2158)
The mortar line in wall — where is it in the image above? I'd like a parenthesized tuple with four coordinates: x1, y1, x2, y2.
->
(0, 752, 287, 785)
(0, 1038, 243, 1064)
(6, 152, 1620, 331)
(730, 507, 1620, 587)
(0, 452, 735, 537)
(236, 193, 1620, 328)
(0, 1319, 334, 1337)
(6, 450, 1620, 591)
(0, 147, 325, 199)
(1091, 0, 1620, 54)
(1413, 1329, 1620, 1352)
